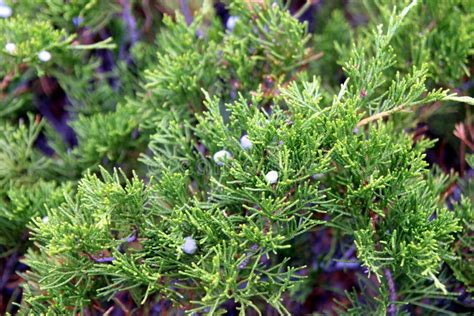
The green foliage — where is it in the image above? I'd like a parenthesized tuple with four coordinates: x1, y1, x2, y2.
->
(0, 0, 142, 264)
(0, 179, 70, 247)
(22, 164, 317, 314)
(449, 198, 474, 293)
(0, 0, 472, 315)
(144, 0, 310, 119)
(0, 116, 52, 185)
(71, 103, 146, 171)
(145, 14, 221, 112)
(0, 16, 74, 75)
(348, 0, 474, 86)
(311, 9, 352, 87)
(341, 0, 450, 116)
(6, 0, 120, 32)
(53, 59, 120, 115)
(224, 0, 310, 87)
(447, 155, 474, 293)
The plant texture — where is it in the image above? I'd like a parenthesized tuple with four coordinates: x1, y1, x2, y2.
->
(0, 0, 472, 315)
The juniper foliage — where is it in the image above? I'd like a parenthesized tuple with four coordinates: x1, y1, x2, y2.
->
(0, 0, 472, 315)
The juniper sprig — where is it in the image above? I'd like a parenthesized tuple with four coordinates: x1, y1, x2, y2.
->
(0, 0, 472, 315)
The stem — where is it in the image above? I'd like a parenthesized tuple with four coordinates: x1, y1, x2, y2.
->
(320, 244, 361, 272)
(98, 30, 119, 91)
(356, 103, 407, 127)
(238, 244, 258, 269)
(141, 0, 153, 34)
(341, 244, 356, 260)
(294, 0, 312, 19)
(121, 0, 139, 45)
(71, 37, 116, 50)
(384, 268, 397, 316)
(0, 248, 18, 291)
(294, 51, 324, 68)
(333, 245, 358, 269)
(113, 296, 132, 315)
(179, 0, 193, 26)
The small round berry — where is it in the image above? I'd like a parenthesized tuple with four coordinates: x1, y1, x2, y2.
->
(0, 5, 12, 18)
(182, 236, 197, 255)
(38, 50, 52, 62)
(72, 16, 84, 27)
(226, 16, 239, 31)
(265, 170, 279, 184)
(213, 150, 232, 166)
(311, 173, 324, 180)
(240, 135, 253, 150)
(42, 216, 49, 224)
(5, 42, 16, 54)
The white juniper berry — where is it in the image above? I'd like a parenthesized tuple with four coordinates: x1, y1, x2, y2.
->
(5, 42, 15, 54)
(226, 16, 239, 31)
(240, 135, 252, 150)
(265, 170, 279, 184)
(38, 50, 52, 62)
(311, 173, 325, 180)
(182, 236, 197, 255)
(0, 4, 12, 18)
(213, 149, 232, 166)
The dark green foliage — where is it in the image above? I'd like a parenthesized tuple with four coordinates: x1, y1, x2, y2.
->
(0, 16, 73, 75)
(71, 103, 145, 170)
(0, 117, 51, 184)
(5, 0, 120, 32)
(0, 179, 70, 247)
(353, 0, 474, 86)
(0, 0, 472, 315)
